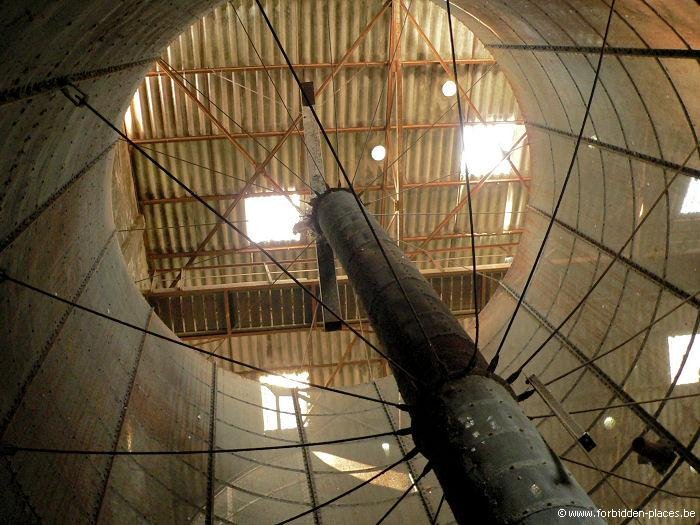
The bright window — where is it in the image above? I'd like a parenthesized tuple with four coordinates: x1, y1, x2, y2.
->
(461, 122, 525, 178)
(667, 334, 700, 385)
(680, 178, 700, 214)
(244, 194, 301, 243)
(259, 372, 309, 431)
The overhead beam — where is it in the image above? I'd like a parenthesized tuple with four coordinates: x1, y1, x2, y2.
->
(484, 44, 700, 59)
(147, 232, 522, 261)
(138, 176, 532, 205)
(144, 58, 496, 77)
(144, 263, 511, 295)
(528, 122, 700, 180)
(129, 120, 523, 145)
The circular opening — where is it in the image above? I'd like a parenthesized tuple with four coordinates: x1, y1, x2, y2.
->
(113, 0, 528, 390)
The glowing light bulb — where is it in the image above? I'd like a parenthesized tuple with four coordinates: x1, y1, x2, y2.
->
(442, 80, 457, 97)
(371, 145, 386, 161)
(603, 416, 616, 430)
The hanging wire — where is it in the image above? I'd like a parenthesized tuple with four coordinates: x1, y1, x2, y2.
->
(529, 392, 700, 420)
(277, 448, 420, 524)
(561, 457, 700, 499)
(375, 462, 432, 524)
(270, 237, 316, 286)
(326, 2, 341, 187)
(254, 0, 450, 380)
(538, 288, 700, 389)
(3, 428, 411, 456)
(363, 138, 528, 207)
(367, 64, 497, 190)
(487, 0, 618, 374)
(430, 493, 446, 524)
(1, 270, 408, 411)
(131, 142, 278, 192)
(504, 144, 698, 385)
(445, 0, 480, 360)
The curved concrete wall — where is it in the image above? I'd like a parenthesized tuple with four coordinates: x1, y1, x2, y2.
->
(0, 0, 697, 522)
(448, 0, 700, 515)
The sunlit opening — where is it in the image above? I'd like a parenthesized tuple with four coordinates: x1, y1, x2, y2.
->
(461, 122, 525, 178)
(312, 451, 413, 490)
(680, 178, 700, 214)
(124, 89, 143, 135)
(259, 371, 309, 431)
(667, 334, 700, 385)
(244, 194, 301, 243)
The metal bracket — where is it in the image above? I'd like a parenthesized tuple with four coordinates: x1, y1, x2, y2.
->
(60, 83, 88, 107)
(527, 375, 596, 452)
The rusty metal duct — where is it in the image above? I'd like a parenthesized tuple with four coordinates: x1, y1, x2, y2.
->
(314, 188, 603, 523)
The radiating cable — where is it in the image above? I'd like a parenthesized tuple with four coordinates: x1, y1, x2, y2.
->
(1, 270, 408, 410)
(537, 287, 700, 389)
(3, 428, 411, 456)
(277, 448, 420, 524)
(229, 3, 329, 190)
(446, 0, 480, 359)
(561, 457, 699, 499)
(157, 58, 312, 195)
(529, 392, 700, 420)
(375, 462, 432, 524)
(505, 145, 698, 385)
(487, 0, 617, 374)
(430, 494, 445, 524)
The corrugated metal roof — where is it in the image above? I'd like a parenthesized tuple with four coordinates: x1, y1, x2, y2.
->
(118, 0, 529, 386)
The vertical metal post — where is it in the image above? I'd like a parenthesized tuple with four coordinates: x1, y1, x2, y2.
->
(301, 81, 342, 331)
(292, 389, 321, 525)
(205, 362, 217, 525)
(372, 381, 434, 522)
(94, 309, 154, 522)
(313, 189, 605, 524)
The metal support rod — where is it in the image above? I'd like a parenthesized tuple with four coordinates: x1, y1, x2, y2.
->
(527, 375, 596, 452)
(300, 81, 342, 331)
(498, 281, 700, 473)
(94, 309, 153, 522)
(292, 390, 321, 525)
(485, 43, 700, 59)
(313, 189, 603, 524)
(528, 122, 700, 180)
(205, 362, 217, 525)
(529, 204, 700, 309)
(373, 381, 435, 522)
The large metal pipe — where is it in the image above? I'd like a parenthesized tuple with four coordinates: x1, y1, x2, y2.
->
(313, 189, 604, 524)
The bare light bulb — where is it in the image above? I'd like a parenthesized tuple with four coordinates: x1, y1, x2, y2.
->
(442, 80, 457, 97)
(371, 144, 386, 161)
